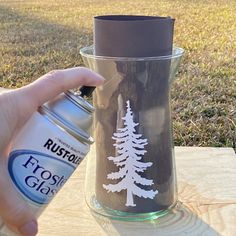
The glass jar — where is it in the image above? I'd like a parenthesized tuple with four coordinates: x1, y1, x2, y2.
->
(81, 46, 184, 221)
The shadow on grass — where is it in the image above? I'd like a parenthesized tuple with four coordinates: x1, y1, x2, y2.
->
(0, 5, 92, 87)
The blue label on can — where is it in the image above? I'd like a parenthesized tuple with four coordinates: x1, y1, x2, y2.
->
(8, 150, 75, 205)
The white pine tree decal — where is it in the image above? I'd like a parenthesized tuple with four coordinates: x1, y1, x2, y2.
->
(103, 100, 158, 207)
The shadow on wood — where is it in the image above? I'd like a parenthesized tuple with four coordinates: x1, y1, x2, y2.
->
(91, 202, 220, 236)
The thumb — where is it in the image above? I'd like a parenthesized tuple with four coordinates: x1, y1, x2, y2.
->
(0, 158, 37, 236)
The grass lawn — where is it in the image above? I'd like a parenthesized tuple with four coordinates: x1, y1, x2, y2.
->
(0, 0, 235, 150)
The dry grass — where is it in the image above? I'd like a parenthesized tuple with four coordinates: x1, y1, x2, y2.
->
(0, 0, 235, 150)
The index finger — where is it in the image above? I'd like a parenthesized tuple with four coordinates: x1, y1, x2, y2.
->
(17, 67, 104, 107)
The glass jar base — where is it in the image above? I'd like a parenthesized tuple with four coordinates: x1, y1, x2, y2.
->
(87, 195, 177, 222)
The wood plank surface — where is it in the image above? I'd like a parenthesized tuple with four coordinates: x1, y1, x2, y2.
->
(37, 146, 236, 236)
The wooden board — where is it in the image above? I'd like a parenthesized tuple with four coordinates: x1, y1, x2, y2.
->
(37, 147, 236, 236)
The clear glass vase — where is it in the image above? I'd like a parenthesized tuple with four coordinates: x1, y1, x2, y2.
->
(80, 46, 184, 221)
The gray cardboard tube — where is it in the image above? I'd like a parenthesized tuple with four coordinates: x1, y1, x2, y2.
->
(92, 15, 176, 214)
(94, 15, 174, 57)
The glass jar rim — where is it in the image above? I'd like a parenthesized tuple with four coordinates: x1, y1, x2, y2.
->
(80, 45, 184, 61)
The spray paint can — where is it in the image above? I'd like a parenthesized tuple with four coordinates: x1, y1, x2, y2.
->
(0, 90, 94, 235)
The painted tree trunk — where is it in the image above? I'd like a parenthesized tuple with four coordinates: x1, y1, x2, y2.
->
(126, 190, 135, 207)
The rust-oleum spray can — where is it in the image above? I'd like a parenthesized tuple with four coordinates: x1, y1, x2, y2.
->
(0, 90, 94, 235)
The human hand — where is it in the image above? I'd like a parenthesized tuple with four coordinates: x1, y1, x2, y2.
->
(0, 67, 104, 236)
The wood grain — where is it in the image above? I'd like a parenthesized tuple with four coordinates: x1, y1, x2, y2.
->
(37, 146, 236, 236)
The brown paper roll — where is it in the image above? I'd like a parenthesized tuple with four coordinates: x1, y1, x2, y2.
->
(92, 15, 176, 214)
(94, 15, 174, 57)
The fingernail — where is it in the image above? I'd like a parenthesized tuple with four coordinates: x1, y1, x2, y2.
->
(19, 220, 38, 236)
